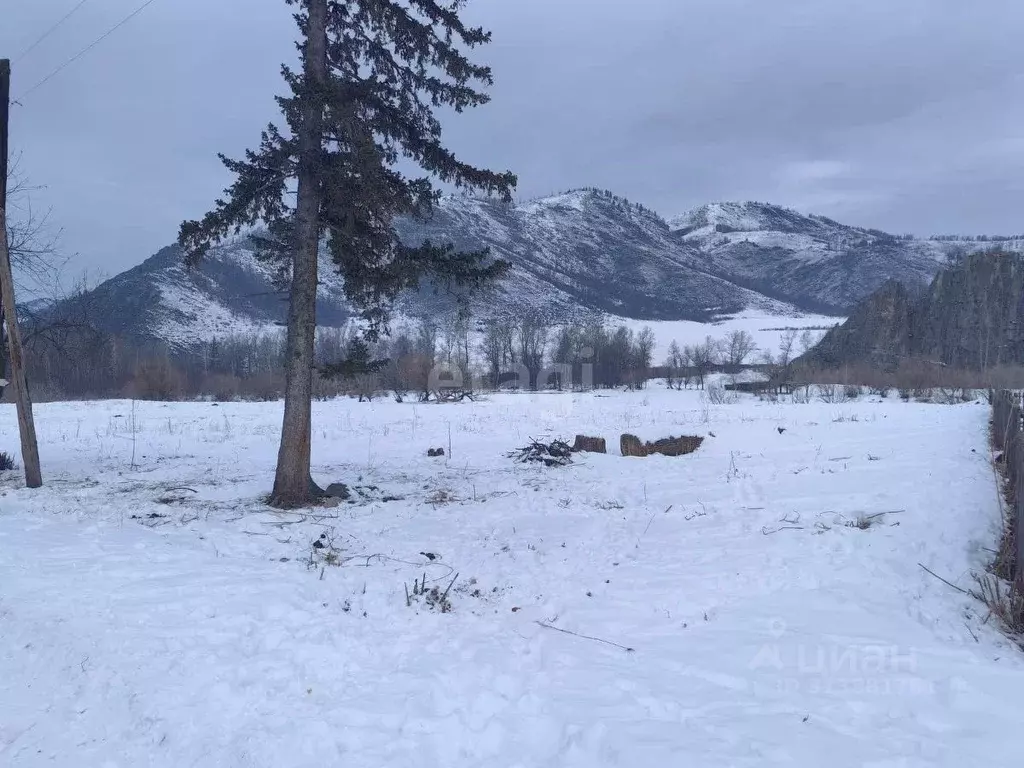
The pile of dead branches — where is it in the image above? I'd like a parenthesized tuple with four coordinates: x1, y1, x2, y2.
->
(508, 438, 574, 468)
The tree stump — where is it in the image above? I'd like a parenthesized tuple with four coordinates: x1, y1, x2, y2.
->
(620, 434, 703, 457)
(647, 435, 703, 457)
(620, 434, 647, 457)
(572, 435, 607, 454)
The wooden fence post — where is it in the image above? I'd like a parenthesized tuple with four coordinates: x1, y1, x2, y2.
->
(995, 390, 1024, 589)
(1015, 398, 1024, 590)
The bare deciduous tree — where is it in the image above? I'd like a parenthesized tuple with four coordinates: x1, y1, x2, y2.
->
(664, 339, 684, 389)
(798, 329, 822, 355)
(514, 314, 549, 388)
(689, 336, 718, 390)
(481, 317, 515, 389)
(3, 158, 76, 401)
(762, 330, 800, 395)
(629, 326, 656, 389)
(723, 329, 757, 366)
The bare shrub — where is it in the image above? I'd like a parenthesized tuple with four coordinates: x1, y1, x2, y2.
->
(892, 360, 945, 400)
(936, 386, 971, 405)
(0, 452, 17, 471)
(239, 372, 285, 401)
(843, 384, 861, 400)
(973, 574, 1024, 638)
(705, 382, 735, 405)
(993, 516, 1018, 585)
(790, 387, 811, 405)
(203, 373, 242, 402)
(425, 488, 460, 505)
(389, 352, 433, 396)
(817, 384, 847, 404)
(799, 360, 1012, 401)
(405, 574, 455, 613)
(128, 358, 184, 401)
(312, 371, 345, 402)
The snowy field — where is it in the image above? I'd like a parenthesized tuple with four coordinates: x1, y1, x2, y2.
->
(612, 312, 841, 361)
(1, 388, 1022, 767)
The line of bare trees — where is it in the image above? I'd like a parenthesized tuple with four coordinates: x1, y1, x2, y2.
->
(18, 303, 1024, 406)
(661, 328, 824, 393)
(327, 313, 660, 399)
(10, 308, 669, 402)
(304, 315, 660, 399)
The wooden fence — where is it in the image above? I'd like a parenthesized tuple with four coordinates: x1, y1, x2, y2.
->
(991, 390, 1024, 587)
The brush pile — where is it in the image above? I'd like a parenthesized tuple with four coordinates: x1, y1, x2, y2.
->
(508, 438, 574, 467)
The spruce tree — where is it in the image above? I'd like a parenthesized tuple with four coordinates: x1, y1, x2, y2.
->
(179, 0, 516, 507)
(323, 337, 387, 381)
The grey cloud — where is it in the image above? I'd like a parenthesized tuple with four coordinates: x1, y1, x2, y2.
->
(3, 0, 1024, 278)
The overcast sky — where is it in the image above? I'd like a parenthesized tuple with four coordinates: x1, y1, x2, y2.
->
(4, 0, 1024, 278)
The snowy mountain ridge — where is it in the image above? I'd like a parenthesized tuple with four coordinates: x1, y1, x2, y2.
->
(667, 199, 1024, 314)
(55, 189, 1022, 348)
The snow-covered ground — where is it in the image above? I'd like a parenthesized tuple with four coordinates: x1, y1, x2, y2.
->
(613, 311, 842, 362)
(1, 389, 1021, 767)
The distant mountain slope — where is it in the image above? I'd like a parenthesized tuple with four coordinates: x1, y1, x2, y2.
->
(53, 189, 1021, 349)
(61, 190, 797, 347)
(58, 243, 351, 349)
(394, 190, 792, 322)
(806, 250, 1024, 370)
(668, 201, 986, 314)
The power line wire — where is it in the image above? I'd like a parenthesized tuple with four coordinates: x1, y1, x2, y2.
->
(14, 0, 160, 104)
(15, 0, 93, 63)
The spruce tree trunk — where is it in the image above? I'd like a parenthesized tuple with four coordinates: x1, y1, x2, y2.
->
(270, 0, 328, 509)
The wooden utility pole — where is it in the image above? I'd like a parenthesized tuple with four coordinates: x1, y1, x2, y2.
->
(0, 59, 43, 488)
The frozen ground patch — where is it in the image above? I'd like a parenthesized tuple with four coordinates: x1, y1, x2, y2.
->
(0, 391, 1021, 766)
